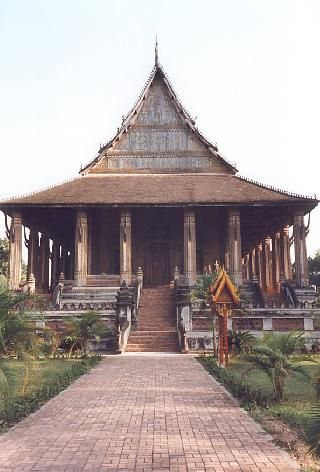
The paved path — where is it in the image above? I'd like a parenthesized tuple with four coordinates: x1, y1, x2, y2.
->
(0, 354, 299, 472)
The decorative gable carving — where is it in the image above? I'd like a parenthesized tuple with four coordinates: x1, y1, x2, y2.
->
(86, 68, 235, 174)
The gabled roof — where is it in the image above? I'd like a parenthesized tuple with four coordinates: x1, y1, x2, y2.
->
(81, 63, 237, 175)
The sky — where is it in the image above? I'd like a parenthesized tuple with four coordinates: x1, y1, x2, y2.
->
(0, 0, 319, 256)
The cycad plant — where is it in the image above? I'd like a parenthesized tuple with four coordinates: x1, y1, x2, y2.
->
(0, 287, 45, 396)
(305, 401, 320, 457)
(63, 312, 104, 357)
(242, 332, 311, 401)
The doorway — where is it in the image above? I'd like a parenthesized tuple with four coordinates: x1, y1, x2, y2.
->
(150, 243, 169, 287)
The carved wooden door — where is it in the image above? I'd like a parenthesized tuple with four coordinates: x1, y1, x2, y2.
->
(150, 243, 169, 287)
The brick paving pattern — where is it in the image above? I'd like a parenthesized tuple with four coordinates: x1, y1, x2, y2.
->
(0, 354, 299, 471)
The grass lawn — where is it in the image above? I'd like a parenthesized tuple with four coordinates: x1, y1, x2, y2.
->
(226, 356, 320, 431)
(0, 357, 101, 432)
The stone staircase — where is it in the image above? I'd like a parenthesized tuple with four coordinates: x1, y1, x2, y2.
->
(126, 286, 180, 352)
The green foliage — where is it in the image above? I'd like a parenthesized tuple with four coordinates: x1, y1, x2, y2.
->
(0, 357, 101, 432)
(228, 330, 255, 354)
(63, 312, 107, 357)
(305, 401, 320, 457)
(241, 332, 313, 401)
(0, 287, 59, 397)
(0, 238, 9, 278)
(199, 355, 269, 406)
(308, 249, 320, 287)
(191, 274, 218, 301)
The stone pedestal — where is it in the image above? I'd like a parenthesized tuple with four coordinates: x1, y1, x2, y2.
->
(226, 209, 242, 286)
(293, 211, 309, 287)
(8, 213, 22, 290)
(183, 208, 196, 284)
(120, 210, 132, 284)
(74, 210, 88, 286)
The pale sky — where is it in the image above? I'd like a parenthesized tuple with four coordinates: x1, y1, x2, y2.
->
(0, 0, 319, 256)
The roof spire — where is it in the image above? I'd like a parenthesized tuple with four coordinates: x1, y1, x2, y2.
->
(155, 36, 159, 67)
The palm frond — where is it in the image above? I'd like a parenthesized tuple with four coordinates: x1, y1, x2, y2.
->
(305, 401, 320, 457)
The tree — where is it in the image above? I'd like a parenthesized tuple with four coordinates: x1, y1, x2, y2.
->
(242, 332, 311, 401)
(0, 237, 9, 278)
(308, 249, 320, 286)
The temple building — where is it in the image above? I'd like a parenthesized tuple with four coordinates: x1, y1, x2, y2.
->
(1, 53, 319, 352)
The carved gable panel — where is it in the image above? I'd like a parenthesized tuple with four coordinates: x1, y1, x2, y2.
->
(92, 73, 232, 173)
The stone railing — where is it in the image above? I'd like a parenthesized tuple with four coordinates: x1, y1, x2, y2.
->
(116, 271, 143, 353)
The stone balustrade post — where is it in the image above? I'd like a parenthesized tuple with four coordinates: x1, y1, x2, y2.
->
(8, 213, 22, 290)
(183, 208, 196, 284)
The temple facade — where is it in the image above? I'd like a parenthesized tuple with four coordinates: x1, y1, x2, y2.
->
(1, 56, 319, 352)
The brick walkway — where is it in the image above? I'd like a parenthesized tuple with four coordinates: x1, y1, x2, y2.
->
(0, 354, 299, 471)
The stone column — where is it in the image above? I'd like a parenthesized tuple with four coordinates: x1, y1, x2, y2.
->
(120, 209, 132, 284)
(50, 240, 59, 289)
(262, 237, 272, 292)
(272, 232, 281, 293)
(244, 254, 250, 280)
(184, 208, 196, 284)
(249, 248, 257, 280)
(39, 232, 50, 291)
(74, 210, 88, 286)
(280, 225, 292, 281)
(27, 227, 37, 280)
(226, 208, 242, 286)
(255, 243, 263, 286)
(8, 213, 22, 290)
(293, 211, 309, 287)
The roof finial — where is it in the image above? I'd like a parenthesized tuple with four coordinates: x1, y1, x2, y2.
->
(155, 35, 159, 67)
